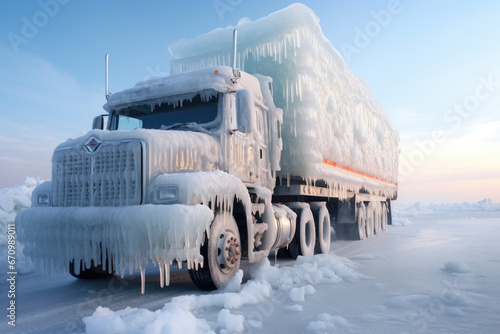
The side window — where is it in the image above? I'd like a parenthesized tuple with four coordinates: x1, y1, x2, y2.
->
(230, 96, 237, 130)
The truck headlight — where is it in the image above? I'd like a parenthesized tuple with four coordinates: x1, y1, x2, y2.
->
(153, 185, 181, 204)
(34, 192, 51, 206)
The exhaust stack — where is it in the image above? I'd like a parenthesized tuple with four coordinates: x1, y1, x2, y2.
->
(232, 29, 238, 70)
(232, 29, 240, 79)
(105, 54, 110, 100)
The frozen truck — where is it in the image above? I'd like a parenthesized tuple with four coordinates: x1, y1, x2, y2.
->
(17, 4, 398, 292)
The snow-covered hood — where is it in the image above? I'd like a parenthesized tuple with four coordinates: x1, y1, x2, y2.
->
(57, 129, 220, 177)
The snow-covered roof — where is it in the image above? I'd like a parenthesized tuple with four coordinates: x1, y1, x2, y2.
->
(103, 66, 263, 112)
(168, 3, 342, 62)
(167, 3, 400, 187)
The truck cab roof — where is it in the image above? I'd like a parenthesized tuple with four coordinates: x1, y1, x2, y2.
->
(103, 66, 265, 113)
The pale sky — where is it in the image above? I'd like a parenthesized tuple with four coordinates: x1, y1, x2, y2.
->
(1, 0, 499, 203)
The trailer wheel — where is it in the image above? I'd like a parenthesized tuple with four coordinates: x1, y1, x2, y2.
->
(310, 203, 331, 254)
(373, 203, 382, 235)
(381, 203, 388, 231)
(69, 259, 113, 279)
(352, 203, 366, 240)
(365, 204, 374, 238)
(189, 212, 241, 291)
(286, 204, 316, 258)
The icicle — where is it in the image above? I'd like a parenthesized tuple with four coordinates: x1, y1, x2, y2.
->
(165, 263, 170, 286)
(140, 267, 146, 295)
(159, 263, 164, 288)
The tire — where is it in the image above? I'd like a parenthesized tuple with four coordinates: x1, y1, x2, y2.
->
(381, 203, 388, 231)
(373, 202, 381, 235)
(310, 203, 331, 254)
(286, 204, 316, 258)
(387, 200, 393, 225)
(365, 203, 374, 238)
(353, 202, 366, 240)
(189, 212, 241, 291)
(69, 259, 113, 279)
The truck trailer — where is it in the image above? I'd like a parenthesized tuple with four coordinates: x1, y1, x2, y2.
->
(17, 4, 398, 292)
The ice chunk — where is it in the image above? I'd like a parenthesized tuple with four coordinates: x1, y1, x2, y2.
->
(285, 304, 303, 312)
(306, 313, 354, 334)
(289, 286, 305, 302)
(444, 261, 471, 274)
(217, 309, 245, 333)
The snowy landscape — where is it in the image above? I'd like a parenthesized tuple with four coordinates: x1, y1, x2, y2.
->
(1, 178, 499, 333)
(1, 2, 499, 334)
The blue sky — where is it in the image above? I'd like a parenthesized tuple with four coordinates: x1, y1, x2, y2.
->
(1, 0, 499, 203)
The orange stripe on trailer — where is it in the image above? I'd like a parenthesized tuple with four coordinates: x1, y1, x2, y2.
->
(322, 158, 397, 186)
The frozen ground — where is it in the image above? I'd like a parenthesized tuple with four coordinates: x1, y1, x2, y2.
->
(1, 180, 499, 333)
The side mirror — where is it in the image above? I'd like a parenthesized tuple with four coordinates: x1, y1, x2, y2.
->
(92, 115, 107, 130)
(235, 89, 255, 133)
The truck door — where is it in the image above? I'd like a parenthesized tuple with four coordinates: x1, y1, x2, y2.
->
(230, 131, 255, 183)
(254, 106, 269, 185)
(229, 90, 255, 184)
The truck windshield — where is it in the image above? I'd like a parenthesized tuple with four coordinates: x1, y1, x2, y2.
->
(111, 94, 219, 130)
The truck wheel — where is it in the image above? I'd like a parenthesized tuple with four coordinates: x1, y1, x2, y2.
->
(352, 203, 366, 240)
(373, 203, 382, 235)
(69, 259, 113, 279)
(189, 212, 241, 291)
(381, 203, 388, 231)
(287, 204, 316, 258)
(365, 204, 374, 238)
(310, 203, 331, 254)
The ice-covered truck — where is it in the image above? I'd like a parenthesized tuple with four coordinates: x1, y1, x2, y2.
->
(16, 4, 398, 292)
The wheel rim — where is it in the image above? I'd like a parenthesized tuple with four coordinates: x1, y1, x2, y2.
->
(217, 231, 240, 273)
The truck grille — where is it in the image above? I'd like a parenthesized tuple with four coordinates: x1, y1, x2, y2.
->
(52, 140, 143, 207)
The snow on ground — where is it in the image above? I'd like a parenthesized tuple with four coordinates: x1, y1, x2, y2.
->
(82, 255, 362, 334)
(1, 181, 500, 333)
(394, 199, 500, 214)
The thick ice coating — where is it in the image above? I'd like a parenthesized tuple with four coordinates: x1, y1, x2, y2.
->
(17, 204, 213, 276)
(103, 66, 263, 114)
(169, 3, 399, 196)
(16, 168, 253, 278)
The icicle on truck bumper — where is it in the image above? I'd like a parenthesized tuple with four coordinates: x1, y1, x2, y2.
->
(16, 204, 213, 279)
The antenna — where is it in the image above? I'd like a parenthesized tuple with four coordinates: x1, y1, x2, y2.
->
(105, 54, 110, 100)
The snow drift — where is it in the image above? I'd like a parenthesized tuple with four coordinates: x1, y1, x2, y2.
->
(0, 177, 45, 276)
(82, 255, 364, 334)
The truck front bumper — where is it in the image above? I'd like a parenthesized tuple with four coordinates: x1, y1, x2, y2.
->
(16, 204, 213, 276)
